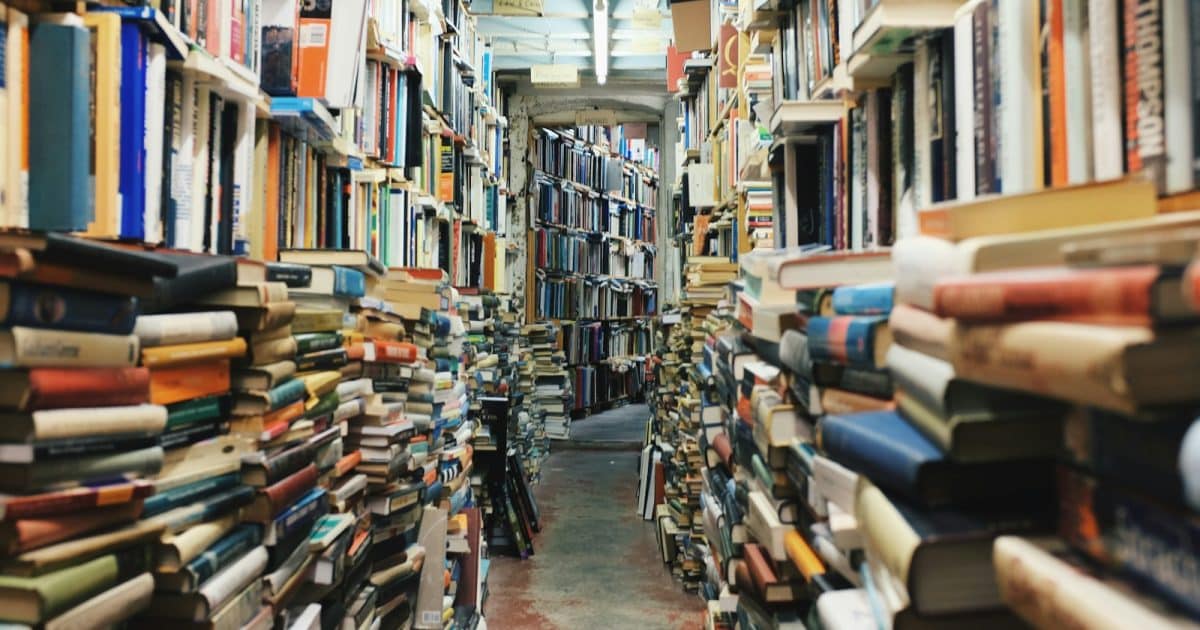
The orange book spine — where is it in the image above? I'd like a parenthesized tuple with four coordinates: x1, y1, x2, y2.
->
(149, 360, 231, 405)
(264, 126, 281, 263)
(296, 8, 331, 98)
(141, 338, 248, 368)
(1048, 0, 1068, 187)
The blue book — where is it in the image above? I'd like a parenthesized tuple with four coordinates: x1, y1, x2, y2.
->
(332, 266, 365, 298)
(819, 410, 1053, 507)
(28, 24, 91, 231)
(265, 378, 308, 410)
(2, 281, 139, 334)
(118, 22, 148, 240)
(272, 487, 327, 542)
(142, 472, 241, 518)
(173, 524, 262, 591)
(805, 315, 888, 369)
(831, 282, 895, 316)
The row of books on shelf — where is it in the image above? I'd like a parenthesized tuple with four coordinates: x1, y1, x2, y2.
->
(533, 275, 659, 322)
(571, 123, 662, 170)
(0, 0, 510, 266)
(562, 320, 654, 367)
(758, 0, 1200, 255)
(569, 362, 647, 412)
(534, 128, 661, 202)
(0, 234, 490, 628)
(531, 227, 655, 280)
(534, 176, 658, 240)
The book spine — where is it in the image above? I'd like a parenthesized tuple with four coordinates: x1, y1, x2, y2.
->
(954, 8, 976, 199)
(1124, 0, 1166, 193)
(29, 403, 167, 441)
(1048, 0, 1069, 187)
(274, 488, 328, 541)
(293, 332, 341, 355)
(932, 266, 1159, 321)
(266, 378, 308, 409)
(25, 367, 150, 410)
(196, 545, 267, 619)
(185, 525, 261, 590)
(262, 443, 317, 485)
(32, 433, 160, 462)
(4, 283, 138, 335)
(830, 284, 893, 315)
(141, 337, 247, 367)
(1057, 467, 1200, 617)
(8, 328, 139, 368)
(805, 316, 880, 368)
(160, 420, 225, 450)
(262, 464, 318, 517)
(134, 311, 239, 348)
(142, 472, 240, 517)
(1090, 0, 1126, 180)
(974, 2, 994, 194)
(1163, 0, 1193, 193)
(333, 266, 365, 297)
(165, 395, 226, 430)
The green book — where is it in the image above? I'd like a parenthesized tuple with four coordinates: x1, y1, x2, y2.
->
(293, 332, 343, 355)
(0, 545, 150, 623)
(166, 395, 227, 431)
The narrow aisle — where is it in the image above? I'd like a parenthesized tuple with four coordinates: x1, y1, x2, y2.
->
(487, 407, 700, 629)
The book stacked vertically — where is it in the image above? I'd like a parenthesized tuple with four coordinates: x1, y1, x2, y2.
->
(0, 238, 175, 629)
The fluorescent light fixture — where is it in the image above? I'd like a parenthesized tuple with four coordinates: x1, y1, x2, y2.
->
(594, 0, 609, 84)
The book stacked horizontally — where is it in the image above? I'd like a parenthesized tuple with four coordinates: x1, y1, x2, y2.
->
(0, 238, 175, 629)
(881, 186, 1200, 626)
(522, 322, 573, 440)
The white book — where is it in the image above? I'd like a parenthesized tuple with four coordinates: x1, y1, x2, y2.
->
(190, 84, 212, 252)
(0, 6, 9, 232)
(1163, 0, 1193, 194)
(324, 0, 369, 108)
(200, 545, 268, 618)
(953, 0, 978, 200)
(816, 589, 876, 630)
(134, 311, 238, 347)
(232, 102, 257, 254)
(1088, 0, 1124, 181)
(287, 603, 322, 630)
(997, 0, 1042, 194)
(1063, 0, 1093, 184)
(44, 572, 155, 630)
(912, 38, 932, 213)
(143, 43, 167, 244)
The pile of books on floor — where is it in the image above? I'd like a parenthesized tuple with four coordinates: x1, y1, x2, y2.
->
(667, 183, 1200, 629)
(522, 323, 573, 440)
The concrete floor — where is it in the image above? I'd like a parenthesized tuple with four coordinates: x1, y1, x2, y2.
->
(486, 406, 701, 630)
(564, 402, 650, 444)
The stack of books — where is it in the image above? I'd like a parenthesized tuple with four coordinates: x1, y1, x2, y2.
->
(522, 323, 573, 440)
(0, 241, 173, 628)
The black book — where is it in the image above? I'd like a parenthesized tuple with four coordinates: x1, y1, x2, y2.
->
(142, 249, 238, 312)
(0, 232, 178, 278)
(266, 262, 312, 287)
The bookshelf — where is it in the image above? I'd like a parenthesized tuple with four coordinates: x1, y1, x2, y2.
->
(0, 0, 524, 627)
(524, 124, 662, 418)
(648, 0, 1200, 628)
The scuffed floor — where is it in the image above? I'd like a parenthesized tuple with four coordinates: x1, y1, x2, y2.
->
(485, 448, 702, 630)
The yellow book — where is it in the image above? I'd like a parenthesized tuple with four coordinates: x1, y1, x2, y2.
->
(918, 178, 1157, 241)
(140, 338, 248, 368)
(82, 13, 122, 237)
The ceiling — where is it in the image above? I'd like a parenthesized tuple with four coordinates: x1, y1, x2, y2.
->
(471, 0, 673, 79)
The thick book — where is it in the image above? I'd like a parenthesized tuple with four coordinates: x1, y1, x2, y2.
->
(266, 487, 327, 545)
(41, 571, 154, 630)
(148, 359, 231, 406)
(191, 282, 289, 308)
(155, 513, 240, 573)
(856, 481, 1051, 617)
(0, 402, 165, 443)
(231, 360, 296, 391)
(165, 395, 226, 432)
(134, 311, 239, 348)
(830, 282, 894, 316)
(0, 545, 151, 624)
(949, 320, 1200, 414)
(141, 471, 241, 519)
(265, 262, 312, 287)
(805, 315, 890, 370)
(233, 301, 297, 333)
(0, 327, 139, 368)
(895, 391, 1061, 463)
(289, 265, 366, 298)
(241, 439, 319, 487)
(243, 464, 319, 523)
(0, 500, 143, 555)
(995, 535, 1197, 629)
(0, 281, 138, 334)
(918, 179, 1157, 241)
(0, 431, 162, 465)
(0, 446, 163, 492)
(0, 233, 176, 279)
(933, 265, 1191, 324)
(28, 23, 90, 232)
(278, 249, 385, 278)
(0, 480, 153, 522)
(818, 410, 1053, 508)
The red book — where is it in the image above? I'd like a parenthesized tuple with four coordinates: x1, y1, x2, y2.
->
(372, 341, 419, 364)
(0, 367, 150, 411)
(244, 464, 318, 522)
(334, 450, 362, 477)
(933, 265, 1188, 324)
(0, 480, 153, 522)
(1, 500, 143, 554)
